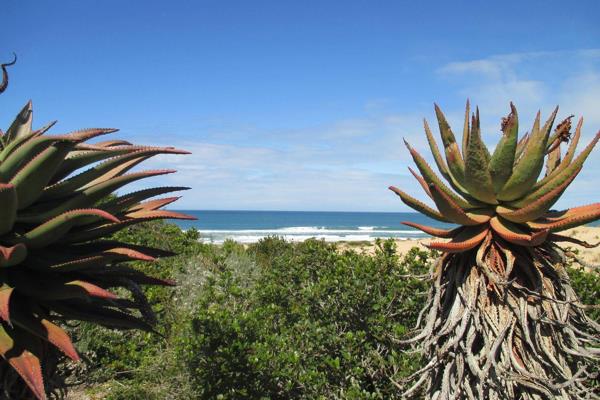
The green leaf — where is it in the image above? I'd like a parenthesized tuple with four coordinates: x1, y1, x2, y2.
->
(463, 111, 497, 204)
(10, 143, 72, 209)
(434, 104, 465, 184)
(404, 140, 476, 209)
(498, 107, 558, 201)
(42, 147, 188, 200)
(488, 103, 518, 194)
(388, 186, 450, 222)
(511, 131, 599, 208)
(0, 244, 27, 267)
(18, 170, 176, 223)
(429, 183, 493, 225)
(533, 117, 582, 191)
(498, 167, 579, 223)
(15, 209, 119, 248)
(461, 99, 470, 160)
(0, 324, 46, 400)
(4, 101, 33, 144)
(0, 183, 17, 235)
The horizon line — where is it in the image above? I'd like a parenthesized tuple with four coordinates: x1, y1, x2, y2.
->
(170, 209, 420, 213)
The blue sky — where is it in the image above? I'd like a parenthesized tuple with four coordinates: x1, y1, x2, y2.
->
(1, 1, 599, 211)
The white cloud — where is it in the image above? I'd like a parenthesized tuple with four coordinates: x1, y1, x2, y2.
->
(122, 49, 600, 211)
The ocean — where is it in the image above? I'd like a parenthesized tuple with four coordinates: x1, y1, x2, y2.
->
(172, 210, 600, 244)
(172, 210, 455, 244)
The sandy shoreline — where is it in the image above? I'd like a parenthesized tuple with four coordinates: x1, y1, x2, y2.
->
(338, 226, 600, 266)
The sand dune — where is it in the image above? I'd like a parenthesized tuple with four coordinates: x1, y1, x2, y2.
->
(341, 226, 600, 267)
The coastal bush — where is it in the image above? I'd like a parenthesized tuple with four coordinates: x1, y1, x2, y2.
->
(176, 238, 430, 399)
(69, 225, 600, 399)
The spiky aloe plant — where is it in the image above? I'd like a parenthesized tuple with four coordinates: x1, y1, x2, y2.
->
(390, 101, 600, 399)
(0, 59, 194, 399)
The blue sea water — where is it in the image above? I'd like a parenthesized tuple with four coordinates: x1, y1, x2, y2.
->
(172, 210, 455, 244)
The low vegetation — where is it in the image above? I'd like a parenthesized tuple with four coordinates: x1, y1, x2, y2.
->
(66, 221, 599, 399)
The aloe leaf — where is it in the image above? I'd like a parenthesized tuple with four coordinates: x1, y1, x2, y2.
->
(434, 104, 466, 184)
(528, 203, 600, 232)
(53, 154, 151, 197)
(490, 217, 548, 246)
(42, 149, 164, 200)
(0, 324, 46, 400)
(9, 305, 79, 361)
(52, 147, 132, 183)
(429, 183, 491, 225)
(461, 99, 470, 160)
(49, 302, 154, 332)
(33, 245, 157, 272)
(463, 111, 497, 204)
(424, 119, 473, 198)
(61, 127, 118, 142)
(80, 148, 189, 190)
(10, 143, 72, 209)
(63, 240, 174, 258)
(498, 167, 580, 223)
(59, 210, 193, 244)
(512, 131, 599, 208)
(388, 186, 449, 222)
(16, 209, 118, 248)
(5, 101, 33, 143)
(0, 136, 59, 181)
(31, 120, 57, 138)
(7, 273, 117, 301)
(93, 139, 133, 147)
(0, 183, 17, 235)
(404, 140, 476, 209)
(545, 142, 561, 177)
(123, 209, 196, 220)
(126, 196, 181, 213)
(0, 114, 48, 165)
(423, 119, 450, 180)
(499, 107, 558, 201)
(0, 285, 13, 322)
(401, 221, 460, 238)
(514, 132, 530, 162)
(18, 170, 176, 223)
(0, 244, 27, 267)
(426, 225, 489, 253)
(533, 117, 583, 191)
(88, 265, 177, 287)
(489, 103, 518, 194)
(408, 167, 432, 199)
(101, 186, 190, 215)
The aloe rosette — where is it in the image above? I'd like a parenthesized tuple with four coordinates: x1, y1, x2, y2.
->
(390, 101, 599, 399)
(0, 59, 194, 399)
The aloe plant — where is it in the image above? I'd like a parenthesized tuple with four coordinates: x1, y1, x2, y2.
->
(0, 59, 194, 399)
(390, 101, 599, 399)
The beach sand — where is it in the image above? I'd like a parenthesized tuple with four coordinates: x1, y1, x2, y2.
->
(340, 226, 600, 266)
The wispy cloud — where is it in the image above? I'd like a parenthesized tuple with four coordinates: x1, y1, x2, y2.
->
(130, 113, 424, 211)
(123, 49, 600, 211)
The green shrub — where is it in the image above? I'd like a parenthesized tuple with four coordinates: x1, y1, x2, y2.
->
(68, 225, 600, 399)
(178, 238, 430, 399)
